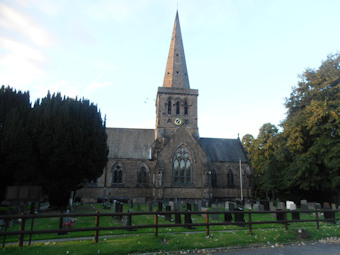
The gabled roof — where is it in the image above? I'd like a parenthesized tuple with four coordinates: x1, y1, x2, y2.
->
(162, 11, 190, 89)
(199, 138, 248, 163)
(106, 128, 155, 159)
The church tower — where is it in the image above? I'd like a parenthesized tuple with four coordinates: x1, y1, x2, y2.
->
(155, 11, 199, 140)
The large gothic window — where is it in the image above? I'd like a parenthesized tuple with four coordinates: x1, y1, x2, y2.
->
(137, 164, 149, 185)
(211, 169, 217, 187)
(227, 170, 234, 186)
(173, 147, 191, 184)
(112, 163, 123, 185)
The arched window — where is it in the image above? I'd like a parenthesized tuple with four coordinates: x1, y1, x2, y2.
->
(227, 170, 234, 186)
(167, 99, 171, 115)
(184, 100, 188, 115)
(137, 165, 148, 185)
(112, 163, 123, 185)
(173, 147, 191, 184)
(211, 169, 217, 187)
(176, 101, 180, 115)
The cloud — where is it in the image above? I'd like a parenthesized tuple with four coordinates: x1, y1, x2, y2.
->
(0, 3, 53, 46)
(34, 80, 80, 100)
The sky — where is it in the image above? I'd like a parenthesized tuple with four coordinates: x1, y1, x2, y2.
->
(1, 0, 339, 139)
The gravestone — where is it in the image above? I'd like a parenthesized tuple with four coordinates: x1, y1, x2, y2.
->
(244, 203, 252, 210)
(224, 212, 233, 222)
(308, 202, 316, 210)
(184, 211, 193, 229)
(286, 201, 294, 210)
(269, 203, 276, 217)
(301, 199, 307, 206)
(253, 204, 264, 211)
(261, 201, 270, 211)
(277, 202, 285, 210)
(211, 209, 219, 221)
(331, 203, 337, 210)
(276, 209, 285, 222)
(186, 203, 192, 211)
(201, 207, 209, 218)
(292, 211, 300, 220)
(234, 208, 245, 224)
(169, 201, 175, 211)
(158, 202, 163, 212)
(301, 203, 309, 212)
(315, 203, 321, 209)
(323, 202, 331, 209)
(179, 201, 185, 212)
(324, 211, 336, 224)
(175, 210, 181, 224)
(148, 201, 153, 212)
(225, 202, 234, 211)
(165, 205, 172, 221)
(193, 202, 199, 212)
(137, 203, 141, 211)
(211, 203, 218, 209)
(197, 200, 202, 210)
(113, 200, 117, 213)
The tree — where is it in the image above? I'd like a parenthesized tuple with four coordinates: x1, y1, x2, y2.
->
(282, 53, 340, 201)
(0, 86, 32, 200)
(32, 93, 108, 208)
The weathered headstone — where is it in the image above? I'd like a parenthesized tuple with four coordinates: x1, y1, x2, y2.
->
(276, 209, 285, 222)
(292, 211, 300, 220)
(224, 212, 233, 222)
(211, 203, 218, 209)
(315, 203, 321, 209)
(301, 199, 307, 206)
(308, 202, 316, 210)
(269, 203, 276, 217)
(331, 203, 337, 210)
(253, 204, 264, 211)
(175, 210, 181, 224)
(148, 201, 153, 212)
(169, 201, 175, 211)
(324, 211, 336, 224)
(165, 205, 172, 221)
(234, 208, 245, 224)
(286, 201, 294, 210)
(225, 201, 234, 211)
(211, 209, 219, 221)
(158, 202, 163, 212)
(197, 200, 202, 210)
(244, 203, 252, 210)
(277, 202, 285, 210)
(184, 211, 193, 229)
(193, 202, 199, 212)
(323, 202, 331, 209)
(201, 207, 209, 218)
(186, 203, 192, 211)
(261, 201, 270, 211)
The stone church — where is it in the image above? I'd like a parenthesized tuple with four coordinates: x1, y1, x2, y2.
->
(80, 12, 253, 203)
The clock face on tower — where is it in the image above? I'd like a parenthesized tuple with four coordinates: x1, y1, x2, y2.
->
(174, 118, 183, 126)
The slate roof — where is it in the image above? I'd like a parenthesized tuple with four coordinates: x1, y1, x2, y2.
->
(199, 138, 248, 163)
(106, 128, 155, 159)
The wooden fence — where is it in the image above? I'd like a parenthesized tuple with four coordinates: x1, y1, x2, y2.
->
(1, 209, 339, 248)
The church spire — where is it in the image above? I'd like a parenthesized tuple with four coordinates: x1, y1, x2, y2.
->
(163, 11, 190, 89)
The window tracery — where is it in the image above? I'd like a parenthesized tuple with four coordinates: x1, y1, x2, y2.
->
(173, 147, 191, 184)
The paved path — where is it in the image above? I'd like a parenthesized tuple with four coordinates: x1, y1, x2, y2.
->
(206, 242, 340, 255)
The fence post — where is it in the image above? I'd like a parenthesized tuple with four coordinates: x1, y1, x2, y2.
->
(2, 218, 9, 248)
(18, 214, 25, 247)
(315, 209, 320, 231)
(28, 217, 35, 246)
(95, 211, 100, 243)
(284, 210, 288, 231)
(248, 212, 252, 236)
(154, 210, 158, 237)
(206, 210, 209, 236)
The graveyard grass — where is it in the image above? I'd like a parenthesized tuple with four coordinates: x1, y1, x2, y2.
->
(1, 203, 340, 254)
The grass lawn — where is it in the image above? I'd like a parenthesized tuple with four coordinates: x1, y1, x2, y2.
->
(1, 203, 339, 254)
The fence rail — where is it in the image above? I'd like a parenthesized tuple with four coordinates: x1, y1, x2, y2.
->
(1, 209, 339, 248)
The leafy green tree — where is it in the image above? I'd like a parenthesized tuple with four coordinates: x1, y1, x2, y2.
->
(32, 93, 108, 208)
(282, 53, 340, 201)
(0, 86, 32, 200)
